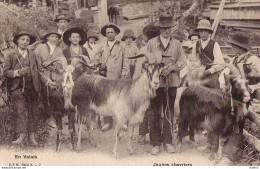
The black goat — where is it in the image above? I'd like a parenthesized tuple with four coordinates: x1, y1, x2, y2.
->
(176, 63, 250, 164)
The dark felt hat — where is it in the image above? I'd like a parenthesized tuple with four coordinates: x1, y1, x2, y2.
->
(121, 29, 136, 41)
(13, 31, 36, 45)
(54, 14, 71, 22)
(228, 32, 251, 51)
(63, 27, 87, 46)
(42, 29, 62, 42)
(101, 23, 120, 37)
(156, 16, 175, 28)
(143, 24, 160, 40)
(188, 31, 200, 40)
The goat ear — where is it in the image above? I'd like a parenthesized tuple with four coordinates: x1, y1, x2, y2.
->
(142, 62, 149, 71)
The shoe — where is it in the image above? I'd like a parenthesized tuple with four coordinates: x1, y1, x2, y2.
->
(164, 144, 175, 154)
(138, 135, 146, 145)
(101, 123, 112, 132)
(151, 146, 160, 155)
(122, 124, 128, 131)
(12, 133, 26, 145)
(29, 132, 38, 146)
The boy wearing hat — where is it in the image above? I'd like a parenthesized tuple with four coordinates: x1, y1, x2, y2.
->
(121, 29, 139, 79)
(93, 23, 124, 131)
(188, 31, 200, 45)
(133, 24, 160, 145)
(34, 29, 68, 127)
(141, 16, 186, 155)
(191, 19, 225, 89)
(63, 27, 89, 64)
(226, 32, 260, 100)
(54, 14, 71, 50)
(4, 31, 41, 146)
(83, 30, 100, 63)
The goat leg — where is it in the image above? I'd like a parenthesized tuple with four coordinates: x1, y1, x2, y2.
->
(127, 124, 134, 155)
(76, 120, 83, 152)
(214, 136, 226, 165)
(68, 114, 75, 150)
(113, 125, 121, 159)
(55, 114, 62, 152)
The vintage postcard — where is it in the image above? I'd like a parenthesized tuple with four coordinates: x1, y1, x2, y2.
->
(0, 0, 259, 166)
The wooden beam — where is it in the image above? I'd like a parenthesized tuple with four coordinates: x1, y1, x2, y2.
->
(247, 110, 260, 126)
(211, 0, 226, 39)
(243, 129, 260, 152)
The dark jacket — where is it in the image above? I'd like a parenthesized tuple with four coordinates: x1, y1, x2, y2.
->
(63, 46, 90, 64)
(4, 48, 41, 93)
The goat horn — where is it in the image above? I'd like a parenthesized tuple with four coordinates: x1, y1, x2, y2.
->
(215, 62, 241, 78)
(237, 63, 246, 79)
(70, 58, 96, 70)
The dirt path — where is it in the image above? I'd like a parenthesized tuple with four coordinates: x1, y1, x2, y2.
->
(0, 120, 215, 166)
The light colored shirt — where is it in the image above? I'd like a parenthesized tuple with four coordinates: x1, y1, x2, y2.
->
(192, 38, 225, 74)
(58, 29, 65, 36)
(160, 35, 170, 48)
(18, 48, 28, 59)
(47, 42, 56, 55)
(71, 46, 80, 55)
(107, 40, 116, 50)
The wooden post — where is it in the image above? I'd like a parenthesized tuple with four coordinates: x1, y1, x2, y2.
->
(211, 0, 226, 39)
(243, 129, 260, 152)
(32, 0, 38, 7)
(97, 0, 109, 28)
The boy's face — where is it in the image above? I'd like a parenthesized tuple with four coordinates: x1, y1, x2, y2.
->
(199, 29, 210, 41)
(88, 37, 96, 44)
(160, 27, 172, 38)
(69, 33, 81, 45)
(17, 35, 30, 50)
(57, 19, 69, 31)
(106, 28, 116, 41)
(125, 37, 133, 45)
(47, 34, 59, 44)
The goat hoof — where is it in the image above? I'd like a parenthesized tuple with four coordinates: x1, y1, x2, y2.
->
(174, 144, 181, 153)
(127, 147, 134, 155)
(214, 154, 223, 165)
(112, 152, 120, 159)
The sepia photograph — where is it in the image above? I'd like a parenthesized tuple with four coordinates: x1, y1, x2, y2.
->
(0, 0, 259, 167)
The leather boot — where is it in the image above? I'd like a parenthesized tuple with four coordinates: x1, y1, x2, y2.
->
(29, 132, 38, 146)
(151, 146, 160, 155)
(138, 135, 146, 145)
(12, 133, 26, 145)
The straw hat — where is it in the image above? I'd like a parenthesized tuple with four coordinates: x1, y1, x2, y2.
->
(121, 29, 136, 41)
(87, 30, 99, 41)
(63, 27, 87, 46)
(195, 19, 213, 33)
(13, 31, 36, 45)
(188, 31, 200, 40)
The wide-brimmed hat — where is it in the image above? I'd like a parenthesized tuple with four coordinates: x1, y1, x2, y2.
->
(13, 31, 36, 45)
(121, 29, 136, 41)
(63, 27, 87, 46)
(156, 16, 175, 28)
(42, 29, 62, 42)
(195, 19, 213, 33)
(228, 32, 251, 51)
(54, 14, 71, 22)
(143, 24, 160, 40)
(87, 30, 99, 41)
(101, 23, 120, 37)
(188, 31, 200, 40)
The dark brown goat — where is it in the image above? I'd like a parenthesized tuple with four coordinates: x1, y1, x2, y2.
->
(176, 63, 250, 164)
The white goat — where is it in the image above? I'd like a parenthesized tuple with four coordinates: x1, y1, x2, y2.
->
(63, 62, 164, 158)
